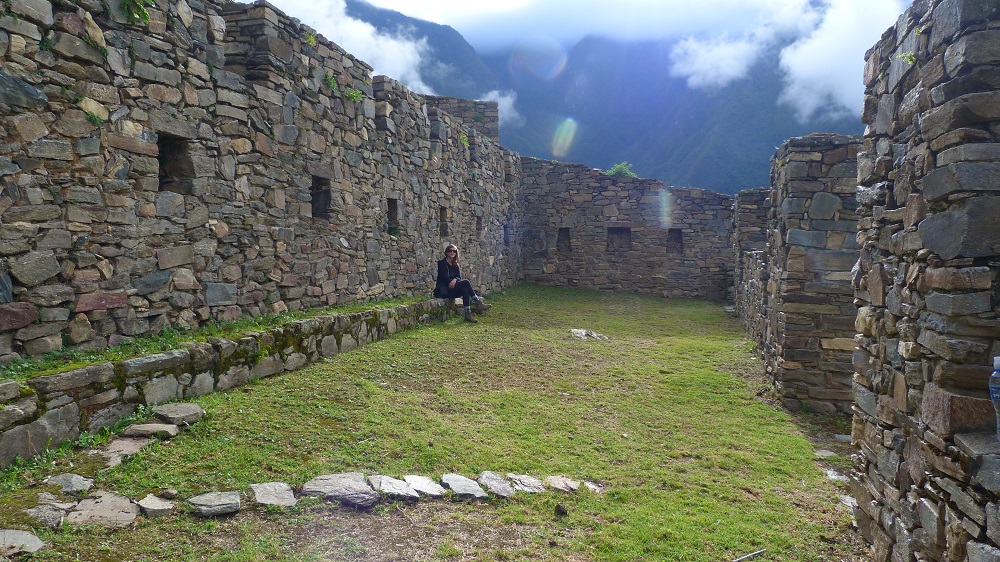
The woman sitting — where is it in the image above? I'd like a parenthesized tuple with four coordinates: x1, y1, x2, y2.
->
(434, 244, 491, 323)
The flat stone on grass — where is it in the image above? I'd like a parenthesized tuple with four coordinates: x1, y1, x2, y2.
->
(188, 491, 240, 517)
(138, 494, 175, 518)
(545, 475, 580, 493)
(478, 471, 515, 498)
(47, 473, 93, 497)
(152, 403, 205, 425)
(250, 482, 297, 508)
(369, 475, 419, 501)
(403, 475, 446, 498)
(0, 529, 44, 555)
(122, 423, 179, 438)
(93, 437, 150, 467)
(441, 473, 487, 500)
(301, 473, 379, 508)
(583, 481, 604, 494)
(67, 491, 139, 528)
(507, 474, 545, 493)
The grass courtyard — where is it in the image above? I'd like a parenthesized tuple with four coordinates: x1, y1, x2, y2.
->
(0, 285, 862, 561)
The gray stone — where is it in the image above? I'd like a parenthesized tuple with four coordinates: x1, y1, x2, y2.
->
(95, 437, 150, 468)
(403, 475, 446, 497)
(0, 302, 39, 332)
(320, 335, 339, 356)
(0, 70, 47, 109)
(149, 110, 197, 139)
(67, 491, 139, 528)
(52, 31, 102, 64)
(2, 204, 60, 222)
(968, 542, 1000, 562)
(29, 363, 114, 393)
(152, 403, 205, 425)
(368, 475, 419, 501)
(188, 491, 240, 517)
(786, 229, 827, 248)
(922, 162, 1000, 202)
(506, 473, 545, 493)
(250, 356, 282, 379)
(919, 197, 1000, 260)
(205, 283, 238, 306)
(0, 379, 18, 402)
(156, 246, 194, 269)
(47, 473, 93, 497)
(925, 291, 992, 316)
(122, 423, 179, 439)
(544, 475, 580, 493)
(301, 473, 379, 508)
(477, 471, 515, 498)
(135, 269, 172, 296)
(283, 352, 308, 371)
(28, 284, 74, 306)
(122, 349, 190, 376)
(0, 529, 44, 554)
(440, 473, 487, 500)
(0, 404, 80, 466)
(808, 192, 842, 220)
(134, 62, 182, 86)
(10, 251, 60, 286)
(250, 482, 296, 508)
(137, 494, 174, 518)
(141, 375, 182, 405)
(10, 113, 48, 142)
(583, 481, 604, 494)
(24, 503, 69, 529)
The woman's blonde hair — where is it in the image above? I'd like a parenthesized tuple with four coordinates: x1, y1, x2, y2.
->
(444, 244, 460, 263)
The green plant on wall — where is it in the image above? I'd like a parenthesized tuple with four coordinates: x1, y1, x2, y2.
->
(345, 88, 362, 102)
(324, 72, 338, 91)
(120, 0, 154, 25)
(897, 52, 916, 65)
(304, 32, 317, 46)
(38, 35, 53, 52)
(459, 133, 469, 147)
(86, 112, 104, 127)
(605, 161, 638, 178)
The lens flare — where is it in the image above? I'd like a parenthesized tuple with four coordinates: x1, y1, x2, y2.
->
(551, 118, 578, 158)
(508, 37, 568, 81)
(659, 189, 673, 229)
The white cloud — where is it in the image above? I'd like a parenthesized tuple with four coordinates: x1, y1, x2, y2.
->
(480, 90, 525, 128)
(268, 0, 435, 94)
(778, 0, 907, 121)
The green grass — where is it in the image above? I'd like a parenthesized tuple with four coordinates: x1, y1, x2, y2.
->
(0, 285, 857, 560)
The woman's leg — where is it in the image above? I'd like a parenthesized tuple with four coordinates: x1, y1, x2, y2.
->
(448, 281, 474, 308)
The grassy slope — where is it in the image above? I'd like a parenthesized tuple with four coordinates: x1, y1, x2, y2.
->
(2, 285, 855, 561)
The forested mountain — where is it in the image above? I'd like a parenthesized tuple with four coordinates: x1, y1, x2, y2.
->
(345, 1, 864, 194)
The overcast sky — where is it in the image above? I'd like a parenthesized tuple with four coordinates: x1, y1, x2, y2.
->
(267, 0, 908, 121)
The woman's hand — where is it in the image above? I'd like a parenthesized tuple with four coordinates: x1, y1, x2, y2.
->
(449, 278, 457, 289)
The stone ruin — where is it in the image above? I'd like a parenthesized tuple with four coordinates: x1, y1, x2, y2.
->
(2, 0, 1000, 557)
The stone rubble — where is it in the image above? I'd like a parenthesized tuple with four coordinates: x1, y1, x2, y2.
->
(188, 491, 241, 517)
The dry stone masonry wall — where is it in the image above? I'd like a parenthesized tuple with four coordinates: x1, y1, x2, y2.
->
(0, 0, 522, 362)
(851, 0, 1000, 559)
(733, 188, 769, 350)
(520, 158, 734, 300)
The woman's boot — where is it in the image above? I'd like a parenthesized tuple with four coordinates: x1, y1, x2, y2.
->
(463, 306, 478, 323)
(474, 297, 492, 313)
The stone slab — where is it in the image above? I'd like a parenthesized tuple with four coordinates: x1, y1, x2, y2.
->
(506, 473, 545, 493)
(0, 529, 44, 554)
(122, 349, 190, 376)
(441, 473, 487, 500)
(138, 494, 174, 518)
(250, 482, 297, 508)
(477, 471, 515, 498)
(403, 475, 446, 498)
(544, 475, 580, 493)
(368, 475, 419, 501)
(67, 491, 139, 528)
(152, 403, 205, 425)
(122, 423, 179, 439)
(301, 472, 379, 508)
(189, 491, 240, 517)
(47, 473, 93, 497)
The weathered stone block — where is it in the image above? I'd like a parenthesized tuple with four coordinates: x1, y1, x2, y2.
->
(141, 375, 182, 405)
(205, 283, 237, 306)
(0, 303, 39, 332)
(122, 349, 190, 376)
(922, 383, 994, 438)
(925, 291, 992, 316)
(75, 292, 128, 312)
(0, 403, 79, 466)
(10, 251, 60, 286)
(922, 162, 1000, 202)
(925, 267, 992, 290)
(918, 197, 1000, 260)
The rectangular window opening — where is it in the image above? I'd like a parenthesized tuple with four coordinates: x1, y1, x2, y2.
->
(439, 206, 449, 237)
(476, 216, 483, 235)
(557, 227, 572, 252)
(311, 176, 332, 219)
(387, 198, 399, 235)
(606, 227, 632, 252)
(503, 224, 510, 247)
(158, 134, 195, 194)
(667, 228, 684, 254)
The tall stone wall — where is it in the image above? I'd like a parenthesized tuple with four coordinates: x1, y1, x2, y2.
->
(734, 188, 769, 346)
(423, 95, 499, 143)
(520, 158, 734, 300)
(0, 0, 522, 362)
(851, 1, 1000, 559)
(765, 134, 861, 415)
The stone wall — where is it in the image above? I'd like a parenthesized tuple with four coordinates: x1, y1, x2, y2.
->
(0, 0, 522, 361)
(851, 0, 1000, 559)
(0, 298, 453, 467)
(520, 158, 734, 300)
(765, 134, 861, 415)
(423, 95, 499, 143)
(733, 188, 769, 346)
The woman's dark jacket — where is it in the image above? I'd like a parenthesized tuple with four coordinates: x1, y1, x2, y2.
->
(434, 258, 461, 298)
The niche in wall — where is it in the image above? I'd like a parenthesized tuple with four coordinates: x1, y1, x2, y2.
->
(157, 134, 195, 194)
(439, 207, 449, 237)
(606, 227, 632, 252)
(311, 176, 332, 219)
(667, 228, 684, 254)
(476, 215, 483, 236)
(387, 198, 400, 235)
(503, 224, 510, 247)
(557, 227, 572, 252)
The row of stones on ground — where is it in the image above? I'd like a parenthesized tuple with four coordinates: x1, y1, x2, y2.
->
(6, 401, 604, 556)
